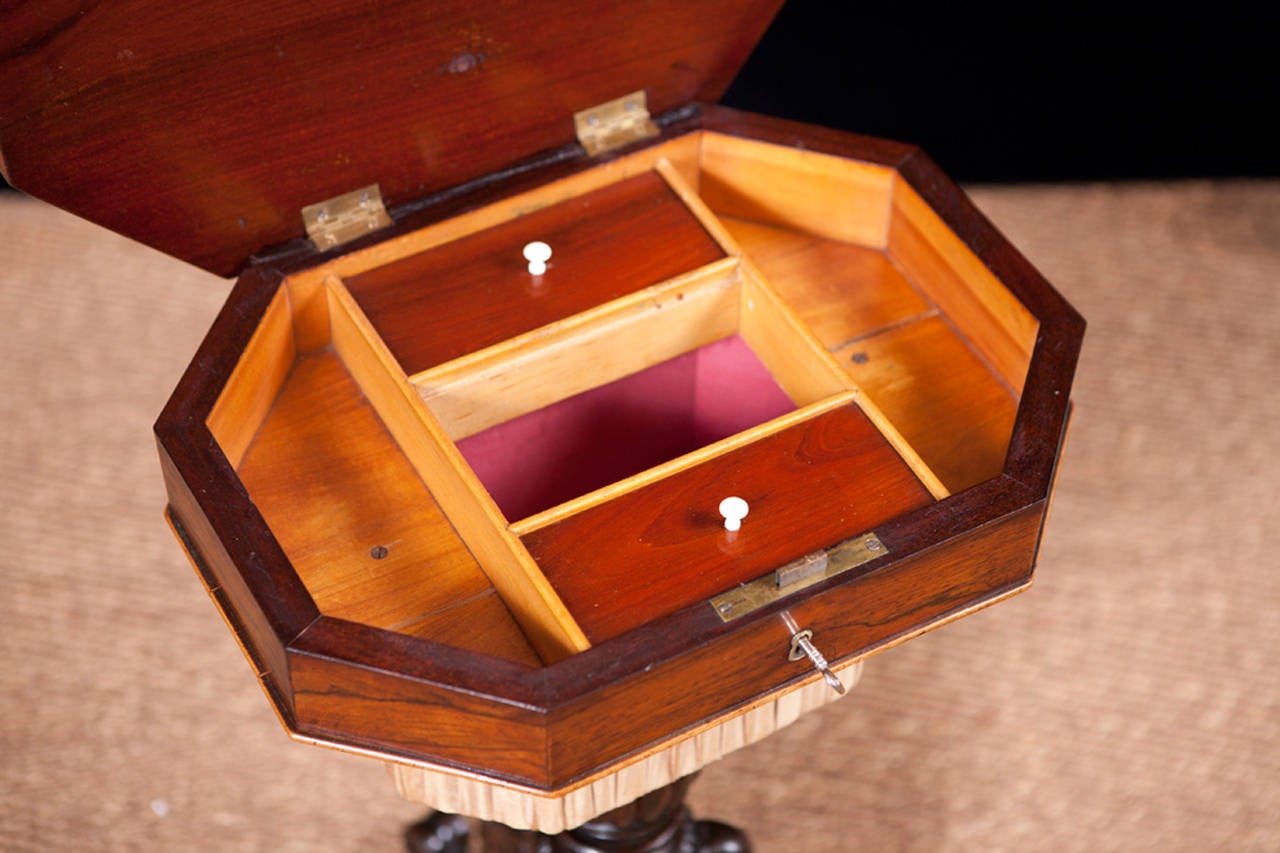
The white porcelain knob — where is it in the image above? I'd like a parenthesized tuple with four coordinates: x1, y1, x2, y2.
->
(719, 496, 749, 532)
(523, 241, 552, 275)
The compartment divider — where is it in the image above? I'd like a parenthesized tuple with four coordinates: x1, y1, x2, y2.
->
(324, 274, 590, 662)
(411, 258, 742, 441)
(652, 156, 745, 258)
(736, 256, 949, 501)
(508, 390, 858, 536)
(660, 144, 949, 500)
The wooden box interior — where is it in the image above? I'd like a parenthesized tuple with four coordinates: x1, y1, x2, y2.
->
(204, 130, 1038, 668)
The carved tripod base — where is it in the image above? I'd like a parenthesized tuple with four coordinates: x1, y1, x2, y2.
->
(404, 774, 750, 853)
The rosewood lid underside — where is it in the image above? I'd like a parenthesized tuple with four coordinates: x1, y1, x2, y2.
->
(0, 0, 783, 276)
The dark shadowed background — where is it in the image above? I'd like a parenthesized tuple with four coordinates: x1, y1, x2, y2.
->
(723, 3, 1277, 181)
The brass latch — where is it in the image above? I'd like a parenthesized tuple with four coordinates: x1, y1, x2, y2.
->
(709, 533, 888, 622)
(302, 183, 392, 251)
(574, 90, 659, 156)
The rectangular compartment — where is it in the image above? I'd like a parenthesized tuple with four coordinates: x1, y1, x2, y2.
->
(454, 334, 797, 522)
(409, 254, 855, 528)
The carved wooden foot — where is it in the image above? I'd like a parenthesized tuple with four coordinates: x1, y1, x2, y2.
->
(405, 774, 750, 853)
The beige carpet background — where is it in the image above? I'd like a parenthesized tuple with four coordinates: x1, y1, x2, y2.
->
(3, 180, 1277, 851)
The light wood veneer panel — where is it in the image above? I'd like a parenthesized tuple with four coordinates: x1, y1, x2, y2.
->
(889, 180, 1038, 392)
(234, 351, 546, 664)
(721, 216, 932, 349)
(699, 133, 894, 249)
(206, 286, 295, 468)
(835, 317, 1019, 492)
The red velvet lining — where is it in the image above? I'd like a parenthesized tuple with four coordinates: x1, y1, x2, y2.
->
(456, 335, 795, 520)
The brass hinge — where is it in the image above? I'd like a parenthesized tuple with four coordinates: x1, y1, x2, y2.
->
(574, 90, 659, 156)
(302, 183, 392, 251)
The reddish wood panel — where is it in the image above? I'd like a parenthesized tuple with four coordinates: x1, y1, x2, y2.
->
(345, 172, 725, 373)
(161, 452, 300, 721)
(522, 404, 934, 643)
(0, 1, 782, 276)
(289, 621, 551, 786)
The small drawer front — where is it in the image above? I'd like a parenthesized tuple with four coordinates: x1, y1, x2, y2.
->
(523, 403, 935, 643)
(344, 170, 725, 374)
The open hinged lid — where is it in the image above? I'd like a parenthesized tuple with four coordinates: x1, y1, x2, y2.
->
(0, 0, 783, 276)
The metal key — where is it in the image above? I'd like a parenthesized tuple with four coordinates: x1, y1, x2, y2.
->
(781, 612, 846, 696)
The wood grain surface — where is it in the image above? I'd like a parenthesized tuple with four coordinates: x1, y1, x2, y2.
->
(345, 171, 725, 374)
(289, 618, 553, 785)
(234, 349, 541, 666)
(0, 0, 783, 275)
(143, 108, 1083, 793)
(205, 286, 297, 467)
(386, 667, 860, 832)
(540, 497, 1045, 786)
(326, 277, 589, 661)
(720, 216, 933, 349)
(523, 404, 935, 643)
(699, 132, 895, 247)
(888, 181, 1039, 392)
(836, 317, 1021, 494)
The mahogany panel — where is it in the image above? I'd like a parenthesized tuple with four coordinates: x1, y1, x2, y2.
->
(523, 404, 935, 643)
(1008, 330, 1084, 495)
(835, 316, 1019, 494)
(0, 1, 783, 276)
(345, 171, 725, 374)
(288, 618, 551, 786)
(161, 452, 298, 721)
(721, 216, 933, 349)
(544, 502, 1044, 785)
